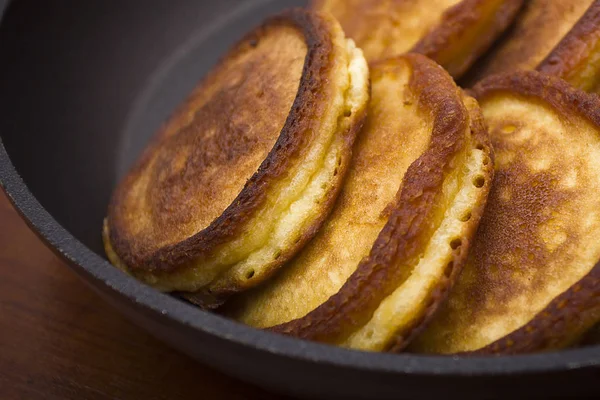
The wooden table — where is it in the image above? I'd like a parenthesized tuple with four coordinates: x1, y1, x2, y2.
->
(0, 191, 283, 400)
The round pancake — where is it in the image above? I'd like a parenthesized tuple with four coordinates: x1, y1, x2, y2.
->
(225, 54, 494, 352)
(410, 71, 600, 354)
(103, 9, 370, 305)
(464, 0, 595, 85)
(311, 0, 524, 78)
(538, 1, 600, 94)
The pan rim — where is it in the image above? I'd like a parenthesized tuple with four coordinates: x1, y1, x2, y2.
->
(2, 140, 600, 377)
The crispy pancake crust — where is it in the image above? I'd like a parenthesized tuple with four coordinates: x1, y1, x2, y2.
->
(464, 0, 595, 85)
(411, 0, 524, 78)
(227, 54, 493, 352)
(475, 263, 600, 355)
(538, 1, 600, 93)
(411, 71, 600, 354)
(104, 9, 369, 301)
(311, 0, 523, 78)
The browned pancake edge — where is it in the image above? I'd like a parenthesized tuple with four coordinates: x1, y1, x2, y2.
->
(471, 262, 600, 355)
(412, 0, 525, 78)
(463, 0, 595, 86)
(267, 54, 494, 348)
(537, 0, 600, 93)
(387, 92, 494, 352)
(311, 0, 523, 79)
(104, 9, 368, 302)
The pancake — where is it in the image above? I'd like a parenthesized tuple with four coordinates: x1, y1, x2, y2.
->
(311, 0, 524, 78)
(538, 1, 600, 94)
(103, 9, 370, 307)
(225, 54, 494, 352)
(464, 0, 595, 85)
(410, 71, 600, 355)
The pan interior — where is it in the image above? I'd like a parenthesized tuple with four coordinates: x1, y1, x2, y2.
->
(0, 0, 305, 256)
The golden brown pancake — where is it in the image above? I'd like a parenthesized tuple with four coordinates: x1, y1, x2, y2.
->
(411, 71, 600, 355)
(103, 9, 370, 306)
(477, 264, 600, 354)
(464, 0, 595, 85)
(538, 1, 600, 94)
(311, 0, 524, 78)
(225, 54, 494, 352)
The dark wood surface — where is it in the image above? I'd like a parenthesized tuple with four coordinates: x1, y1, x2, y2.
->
(0, 190, 283, 400)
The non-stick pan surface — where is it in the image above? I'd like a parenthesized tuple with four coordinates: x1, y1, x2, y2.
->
(1, 1, 599, 398)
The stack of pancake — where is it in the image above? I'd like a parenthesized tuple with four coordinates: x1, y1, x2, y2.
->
(104, 1, 600, 355)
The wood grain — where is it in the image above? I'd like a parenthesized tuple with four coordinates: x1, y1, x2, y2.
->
(0, 190, 285, 400)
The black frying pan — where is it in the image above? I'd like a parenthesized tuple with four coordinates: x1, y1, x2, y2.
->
(1, 1, 599, 398)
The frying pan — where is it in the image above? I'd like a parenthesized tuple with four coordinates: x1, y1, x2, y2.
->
(0, 1, 599, 398)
